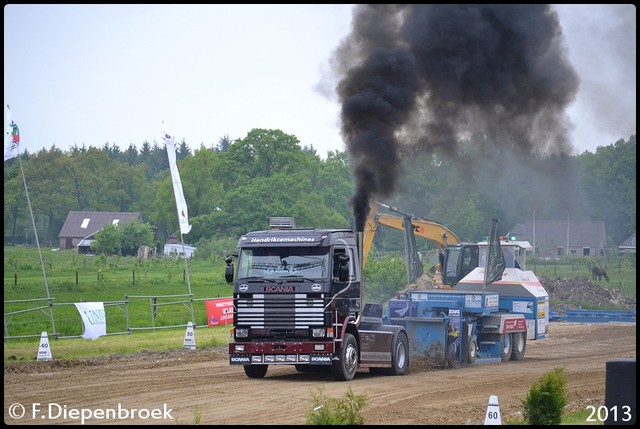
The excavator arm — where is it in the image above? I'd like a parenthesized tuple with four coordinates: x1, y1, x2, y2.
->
(362, 202, 462, 267)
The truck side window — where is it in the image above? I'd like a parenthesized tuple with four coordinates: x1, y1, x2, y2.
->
(333, 248, 350, 281)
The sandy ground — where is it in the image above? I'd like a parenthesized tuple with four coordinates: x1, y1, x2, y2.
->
(4, 322, 636, 425)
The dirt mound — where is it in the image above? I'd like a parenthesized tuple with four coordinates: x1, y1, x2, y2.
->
(539, 275, 636, 309)
(398, 273, 636, 310)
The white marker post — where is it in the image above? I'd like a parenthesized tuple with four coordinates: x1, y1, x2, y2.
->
(36, 331, 53, 361)
(484, 395, 502, 425)
(183, 322, 196, 350)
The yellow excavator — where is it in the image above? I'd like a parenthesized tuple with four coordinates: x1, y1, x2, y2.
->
(363, 202, 480, 288)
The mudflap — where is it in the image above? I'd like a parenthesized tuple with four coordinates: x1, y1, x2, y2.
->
(403, 317, 448, 368)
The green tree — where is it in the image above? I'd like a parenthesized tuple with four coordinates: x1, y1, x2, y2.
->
(363, 255, 408, 303)
(91, 223, 123, 255)
(3, 174, 26, 246)
(579, 135, 636, 245)
(216, 128, 314, 188)
(22, 147, 73, 246)
(119, 221, 155, 256)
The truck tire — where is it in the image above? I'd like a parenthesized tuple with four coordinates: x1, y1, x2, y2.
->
(500, 334, 512, 362)
(332, 333, 358, 381)
(510, 332, 527, 361)
(391, 331, 410, 375)
(467, 336, 478, 364)
(370, 331, 410, 376)
(243, 364, 268, 378)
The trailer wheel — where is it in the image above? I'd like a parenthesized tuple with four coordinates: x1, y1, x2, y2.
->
(510, 332, 527, 361)
(243, 364, 268, 378)
(332, 333, 358, 381)
(467, 336, 478, 364)
(500, 334, 512, 362)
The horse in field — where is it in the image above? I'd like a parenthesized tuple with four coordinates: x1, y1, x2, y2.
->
(591, 266, 609, 282)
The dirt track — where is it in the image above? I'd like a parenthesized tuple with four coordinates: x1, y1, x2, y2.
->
(4, 322, 636, 425)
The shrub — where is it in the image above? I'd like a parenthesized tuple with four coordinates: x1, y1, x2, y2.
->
(305, 385, 367, 425)
(522, 367, 568, 425)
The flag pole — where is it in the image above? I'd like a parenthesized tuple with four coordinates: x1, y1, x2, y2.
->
(179, 230, 195, 323)
(162, 123, 195, 324)
(6, 105, 57, 337)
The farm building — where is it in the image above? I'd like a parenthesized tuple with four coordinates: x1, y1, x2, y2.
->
(163, 235, 196, 258)
(58, 211, 141, 251)
(507, 219, 607, 259)
(618, 233, 636, 254)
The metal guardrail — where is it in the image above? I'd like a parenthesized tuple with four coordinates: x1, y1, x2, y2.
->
(4, 295, 232, 341)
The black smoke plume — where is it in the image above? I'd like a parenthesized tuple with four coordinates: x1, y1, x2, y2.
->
(333, 5, 579, 231)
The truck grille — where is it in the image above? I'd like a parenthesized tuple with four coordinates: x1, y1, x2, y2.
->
(236, 293, 326, 328)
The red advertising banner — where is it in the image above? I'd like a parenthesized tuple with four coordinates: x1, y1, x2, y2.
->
(205, 298, 234, 327)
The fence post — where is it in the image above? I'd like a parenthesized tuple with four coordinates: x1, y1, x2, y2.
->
(76, 271, 79, 286)
(132, 270, 135, 286)
(125, 295, 130, 333)
(150, 297, 157, 329)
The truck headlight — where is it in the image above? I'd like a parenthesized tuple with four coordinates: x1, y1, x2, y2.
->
(312, 328, 325, 338)
(235, 328, 249, 338)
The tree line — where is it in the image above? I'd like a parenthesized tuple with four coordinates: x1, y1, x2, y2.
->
(3, 129, 636, 255)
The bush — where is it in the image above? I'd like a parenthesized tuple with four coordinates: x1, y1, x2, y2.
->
(305, 385, 367, 425)
(522, 367, 568, 425)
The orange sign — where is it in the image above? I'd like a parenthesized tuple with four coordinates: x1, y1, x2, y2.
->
(205, 298, 234, 326)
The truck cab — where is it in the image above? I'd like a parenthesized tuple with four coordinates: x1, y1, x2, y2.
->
(225, 217, 410, 381)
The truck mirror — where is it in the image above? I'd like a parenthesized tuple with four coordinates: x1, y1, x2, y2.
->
(225, 257, 234, 284)
(225, 264, 234, 284)
(336, 254, 350, 282)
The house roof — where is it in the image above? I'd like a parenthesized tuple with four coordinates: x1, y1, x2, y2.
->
(619, 233, 636, 251)
(58, 211, 141, 239)
(507, 219, 607, 248)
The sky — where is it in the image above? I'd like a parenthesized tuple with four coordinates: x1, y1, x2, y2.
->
(3, 4, 636, 160)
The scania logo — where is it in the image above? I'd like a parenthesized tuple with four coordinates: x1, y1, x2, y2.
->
(310, 355, 331, 362)
(311, 283, 322, 292)
(264, 286, 295, 293)
(239, 284, 249, 292)
(230, 356, 250, 363)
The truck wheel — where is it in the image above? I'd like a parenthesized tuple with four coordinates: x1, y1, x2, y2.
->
(244, 364, 268, 378)
(467, 336, 478, 364)
(510, 332, 527, 361)
(332, 333, 358, 381)
(391, 331, 410, 375)
(369, 331, 410, 376)
(500, 334, 512, 362)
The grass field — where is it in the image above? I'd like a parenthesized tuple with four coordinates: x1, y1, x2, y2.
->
(3, 245, 232, 340)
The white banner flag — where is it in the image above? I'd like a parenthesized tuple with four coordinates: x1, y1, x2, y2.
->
(4, 105, 20, 162)
(162, 126, 192, 235)
(74, 302, 106, 340)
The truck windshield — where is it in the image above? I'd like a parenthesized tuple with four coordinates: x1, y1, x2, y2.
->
(237, 247, 329, 280)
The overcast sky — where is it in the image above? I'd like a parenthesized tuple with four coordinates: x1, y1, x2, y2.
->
(3, 4, 636, 159)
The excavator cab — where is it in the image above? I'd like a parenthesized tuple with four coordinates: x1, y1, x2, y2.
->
(441, 244, 480, 286)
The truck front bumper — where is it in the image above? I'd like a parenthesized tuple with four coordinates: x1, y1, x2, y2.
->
(229, 341, 335, 365)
